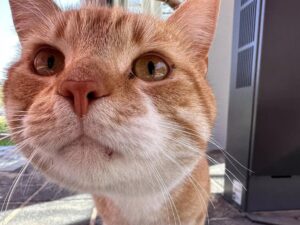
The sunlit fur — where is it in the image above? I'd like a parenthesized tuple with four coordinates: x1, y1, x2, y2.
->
(4, 0, 220, 224)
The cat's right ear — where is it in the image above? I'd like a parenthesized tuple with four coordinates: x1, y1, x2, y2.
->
(167, 0, 220, 58)
(9, 0, 61, 42)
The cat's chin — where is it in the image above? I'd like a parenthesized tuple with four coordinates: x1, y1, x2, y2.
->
(59, 135, 116, 159)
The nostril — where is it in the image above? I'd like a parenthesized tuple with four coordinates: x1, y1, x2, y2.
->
(87, 91, 97, 102)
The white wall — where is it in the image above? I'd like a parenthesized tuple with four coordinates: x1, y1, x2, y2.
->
(207, 0, 235, 150)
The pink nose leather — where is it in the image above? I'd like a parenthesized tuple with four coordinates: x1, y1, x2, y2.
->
(58, 80, 108, 117)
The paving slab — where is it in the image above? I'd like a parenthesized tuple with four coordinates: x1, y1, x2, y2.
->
(0, 147, 26, 172)
(0, 194, 94, 225)
(0, 167, 73, 210)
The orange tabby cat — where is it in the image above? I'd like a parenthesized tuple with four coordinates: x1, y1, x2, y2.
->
(4, 0, 220, 224)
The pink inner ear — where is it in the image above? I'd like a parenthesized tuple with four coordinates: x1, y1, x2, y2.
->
(167, 0, 220, 57)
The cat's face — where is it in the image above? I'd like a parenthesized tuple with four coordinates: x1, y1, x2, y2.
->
(4, 0, 219, 196)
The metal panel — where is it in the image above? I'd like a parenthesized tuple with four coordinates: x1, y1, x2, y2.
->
(247, 176, 300, 211)
(251, 0, 300, 176)
(225, 0, 261, 211)
(226, 0, 300, 212)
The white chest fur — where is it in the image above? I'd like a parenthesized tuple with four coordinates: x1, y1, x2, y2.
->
(109, 193, 168, 225)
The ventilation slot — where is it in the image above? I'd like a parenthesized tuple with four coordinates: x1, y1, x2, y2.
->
(236, 47, 254, 88)
(239, 0, 257, 48)
(241, 0, 250, 6)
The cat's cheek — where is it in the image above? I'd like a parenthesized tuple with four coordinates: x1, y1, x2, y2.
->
(4, 98, 25, 125)
(177, 107, 212, 143)
(22, 96, 81, 157)
(6, 73, 50, 109)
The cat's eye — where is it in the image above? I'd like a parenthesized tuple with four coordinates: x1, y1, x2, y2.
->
(33, 48, 65, 76)
(132, 54, 170, 81)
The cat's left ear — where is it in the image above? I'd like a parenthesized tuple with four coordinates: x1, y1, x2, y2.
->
(9, 0, 61, 42)
(167, 0, 220, 58)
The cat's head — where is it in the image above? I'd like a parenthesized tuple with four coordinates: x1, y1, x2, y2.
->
(4, 0, 219, 196)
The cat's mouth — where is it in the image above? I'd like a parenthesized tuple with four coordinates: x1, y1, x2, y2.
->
(59, 135, 115, 158)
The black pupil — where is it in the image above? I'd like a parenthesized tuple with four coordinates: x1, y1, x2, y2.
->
(47, 56, 55, 69)
(147, 61, 155, 75)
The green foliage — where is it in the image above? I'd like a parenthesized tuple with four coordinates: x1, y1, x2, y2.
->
(0, 139, 13, 146)
(0, 116, 8, 133)
(0, 86, 12, 146)
(0, 116, 12, 146)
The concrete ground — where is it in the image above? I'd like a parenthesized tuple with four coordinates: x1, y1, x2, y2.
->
(0, 147, 299, 225)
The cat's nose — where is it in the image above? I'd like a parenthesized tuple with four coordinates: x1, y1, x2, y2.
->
(58, 80, 109, 117)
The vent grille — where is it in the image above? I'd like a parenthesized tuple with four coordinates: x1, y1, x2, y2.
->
(241, 0, 250, 6)
(236, 47, 254, 88)
(239, 0, 257, 48)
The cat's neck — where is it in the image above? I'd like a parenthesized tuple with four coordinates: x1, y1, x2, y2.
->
(94, 187, 171, 225)
(94, 158, 210, 225)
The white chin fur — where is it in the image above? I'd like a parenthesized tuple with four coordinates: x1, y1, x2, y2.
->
(25, 96, 203, 198)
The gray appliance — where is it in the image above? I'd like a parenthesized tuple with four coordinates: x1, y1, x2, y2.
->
(225, 0, 300, 211)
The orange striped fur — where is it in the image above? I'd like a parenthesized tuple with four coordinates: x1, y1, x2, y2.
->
(4, 0, 220, 224)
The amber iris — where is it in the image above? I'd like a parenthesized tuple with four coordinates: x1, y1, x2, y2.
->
(34, 48, 64, 76)
(133, 54, 170, 81)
